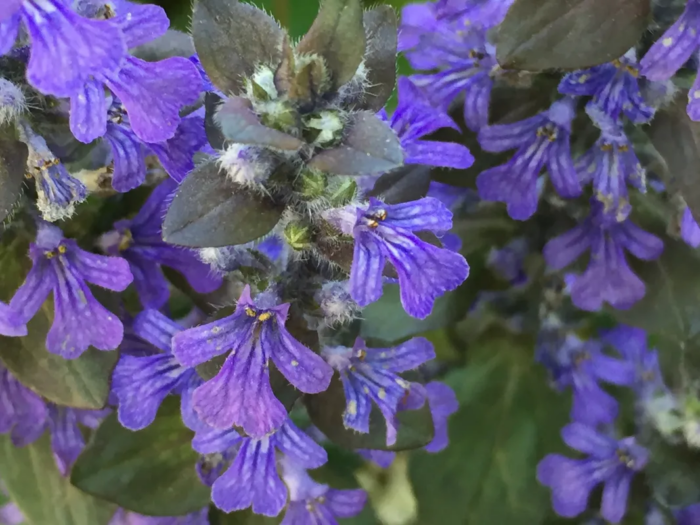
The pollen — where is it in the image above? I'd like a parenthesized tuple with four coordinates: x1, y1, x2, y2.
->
(356, 349, 367, 361)
(366, 218, 379, 229)
(347, 400, 357, 416)
(211, 326, 221, 334)
(45, 251, 54, 259)
(662, 37, 674, 47)
(378, 388, 386, 399)
(258, 311, 273, 322)
(577, 74, 589, 84)
(57, 245, 67, 254)
(291, 360, 299, 367)
(694, 90, 700, 99)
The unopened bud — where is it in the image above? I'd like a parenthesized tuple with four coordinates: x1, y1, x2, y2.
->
(299, 170, 327, 199)
(284, 222, 312, 251)
(304, 110, 344, 145)
(0, 78, 26, 125)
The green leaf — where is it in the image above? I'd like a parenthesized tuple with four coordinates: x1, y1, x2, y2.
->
(308, 112, 403, 175)
(163, 161, 284, 248)
(70, 397, 210, 516)
(0, 433, 116, 525)
(295, 0, 366, 89)
(0, 136, 28, 222)
(359, 6, 397, 111)
(214, 96, 303, 151)
(409, 335, 569, 525)
(192, 0, 285, 94)
(647, 93, 700, 224)
(305, 376, 434, 451)
(496, 0, 650, 70)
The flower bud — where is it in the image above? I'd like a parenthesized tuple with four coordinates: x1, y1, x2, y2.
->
(0, 78, 25, 125)
(284, 222, 312, 251)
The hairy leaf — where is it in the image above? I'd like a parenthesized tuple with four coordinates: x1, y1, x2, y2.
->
(305, 376, 434, 451)
(410, 335, 569, 525)
(496, 0, 650, 70)
(0, 137, 27, 222)
(163, 161, 283, 248)
(131, 29, 195, 61)
(296, 0, 366, 89)
(192, 0, 285, 94)
(0, 434, 116, 525)
(361, 6, 398, 111)
(648, 94, 700, 224)
(215, 96, 303, 151)
(71, 397, 210, 516)
(308, 112, 403, 175)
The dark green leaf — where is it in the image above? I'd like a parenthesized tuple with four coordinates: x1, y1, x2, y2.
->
(163, 161, 283, 248)
(360, 6, 398, 111)
(71, 397, 210, 516)
(308, 112, 403, 175)
(305, 376, 434, 451)
(410, 335, 569, 525)
(0, 137, 28, 222)
(192, 0, 285, 94)
(647, 93, 700, 224)
(496, 0, 650, 70)
(296, 0, 365, 89)
(204, 93, 226, 151)
(368, 165, 431, 205)
(0, 303, 118, 409)
(215, 96, 303, 151)
(0, 434, 116, 525)
(131, 29, 195, 62)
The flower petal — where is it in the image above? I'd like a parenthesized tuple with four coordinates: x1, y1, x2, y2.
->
(601, 472, 632, 524)
(69, 244, 133, 292)
(274, 420, 328, 469)
(349, 230, 385, 307)
(69, 79, 107, 143)
(172, 312, 251, 367)
(105, 123, 147, 193)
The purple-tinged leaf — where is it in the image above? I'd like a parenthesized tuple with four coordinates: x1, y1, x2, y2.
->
(361, 6, 398, 111)
(496, 0, 650, 70)
(368, 165, 431, 205)
(215, 96, 303, 151)
(204, 92, 226, 150)
(0, 136, 27, 222)
(296, 0, 366, 89)
(192, 0, 285, 94)
(163, 161, 283, 248)
(308, 112, 403, 175)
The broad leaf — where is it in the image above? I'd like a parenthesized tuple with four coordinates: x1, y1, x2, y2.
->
(296, 0, 366, 89)
(192, 0, 285, 94)
(360, 7, 398, 111)
(0, 434, 116, 525)
(647, 94, 700, 224)
(71, 397, 210, 516)
(368, 165, 431, 205)
(496, 0, 650, 70)
(163, 161, 283, 248)
(132, 29, 195, 61)
(410, 335, 569, 525)
(308, 112, 403, 175)
(0, 137, 28, 222)
(305, 376, 434, 451)
(215, 96, 303, 151)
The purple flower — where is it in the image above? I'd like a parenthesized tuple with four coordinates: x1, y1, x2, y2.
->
(404, 22, 496, 131)
(537, 423, 649, 523)
(0, 363, 48, 447)
(681, 207, 700, 248)
(477, 98, 582, 220)
(99, 179, 221, 309)
(0, 0, 126, 97)
(112, 309, 198, 431)
(322, 337, 435, 446)
(0, 502, 23, 525)
(108, 508, 210, 525)
(323, 197, 469, 319)
(173, 286, 333, 438)
(358, 449, 396, 468)
(387, 77, 474, 169)
(575, 117, 645, 219)
(433, 0, 513, 27)
(99, 101, 207, 192)
(193, 420, 327, 516)
(543, 335, 634, 426)
(9, 221, 133, 358)
(487, 238, 529, 286)
(543, 203, 663, 311)
(0, 302, 25, 337)
(559, 49, 654, 123)
(424, 381, 458, 453)
(677, 504, 700, 525)
(48, 404, 109, 476)
(68, 0, 200, 145)
(280, 457, 366, 525)
(640, 1, 700, 119)
(601, 325, 668, 404)
(21, 121, 87, 222)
